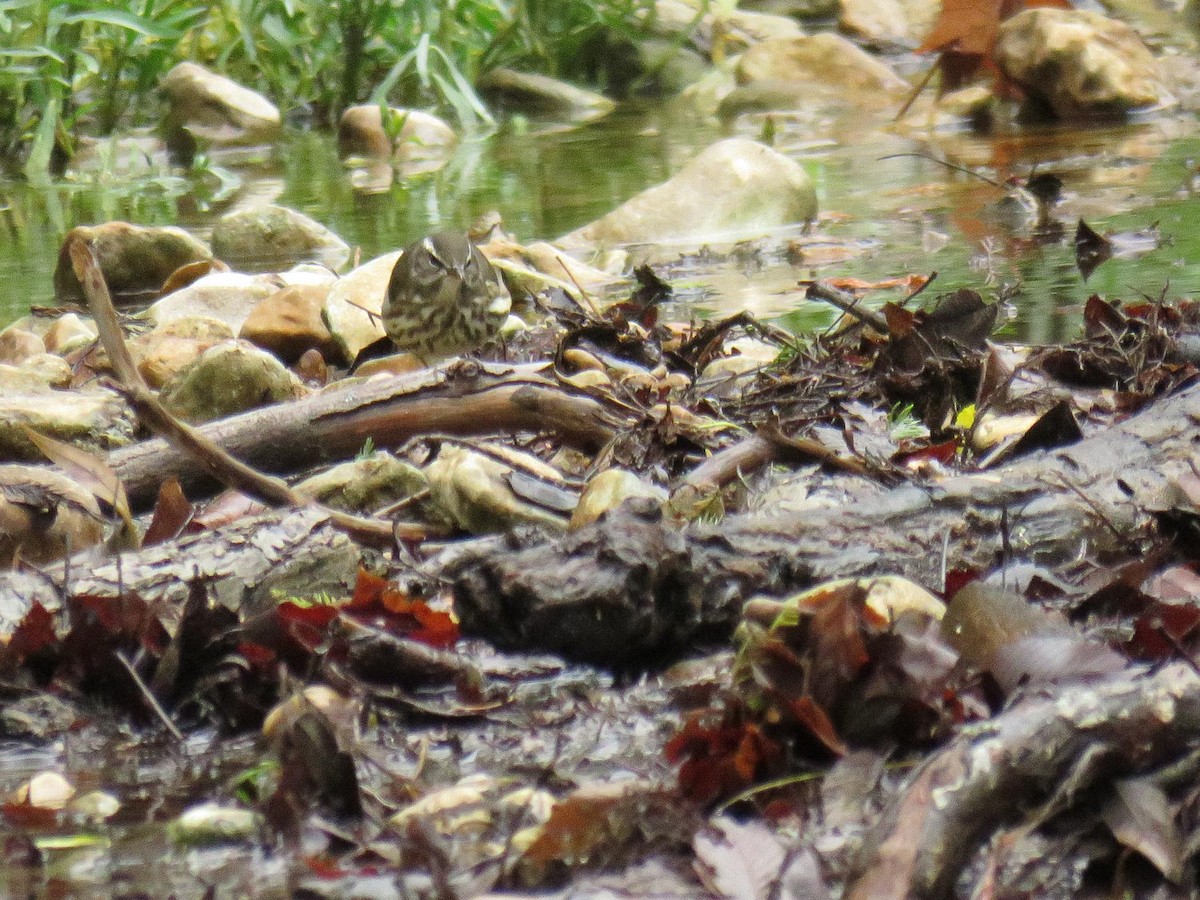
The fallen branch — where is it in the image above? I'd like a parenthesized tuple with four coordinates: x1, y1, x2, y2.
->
(676, 433, 778, 497)
(0, 507, 358, 635)
(673, 426, 875, 508)
(70, 238, 400, 548)
(106, 359, 628, 510)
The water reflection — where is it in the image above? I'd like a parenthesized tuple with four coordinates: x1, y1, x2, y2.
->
(2, 102, 1198, 342)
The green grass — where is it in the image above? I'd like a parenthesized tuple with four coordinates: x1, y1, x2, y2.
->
(0, 0, 658, 176)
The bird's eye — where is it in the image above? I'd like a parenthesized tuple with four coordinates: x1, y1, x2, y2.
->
(423, 239, 445, 271)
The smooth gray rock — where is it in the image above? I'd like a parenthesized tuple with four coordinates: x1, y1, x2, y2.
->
(477, 68, 616, 121)
(557, 138, 817, 249)
(160, 61, 281, 145)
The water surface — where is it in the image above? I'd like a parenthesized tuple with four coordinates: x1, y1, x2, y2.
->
(2, 98, 1199, 343)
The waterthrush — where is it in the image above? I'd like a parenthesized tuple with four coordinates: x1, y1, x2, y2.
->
(382, 231, 511, 360)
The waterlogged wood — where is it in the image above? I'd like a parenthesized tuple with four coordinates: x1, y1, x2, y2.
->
(846, 661, 1200, 899)
(0, 508, 358, 637)
(106, 361, 628, 508)
(456, 499, 781, 665)
(453, 379, 1200, 663)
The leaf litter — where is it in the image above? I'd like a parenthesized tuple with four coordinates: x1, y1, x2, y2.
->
(8, 150, 1200, 897)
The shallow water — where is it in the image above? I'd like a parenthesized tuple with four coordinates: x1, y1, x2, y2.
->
(2, 95, 1199, 342)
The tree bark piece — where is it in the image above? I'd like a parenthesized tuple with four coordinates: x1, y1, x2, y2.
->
(455, 499, 808, 666)
(0, 508, 359, 636)
(452, 379, 1200, 663)
(845, 661, 1200, 899)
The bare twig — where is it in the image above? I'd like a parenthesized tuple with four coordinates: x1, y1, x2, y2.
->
(115, 650, 184, 740)
(804, 281, 891, 334)
(893, 63, 941, 122)
(554, 254, 603, 319)
(673, 423, 876, 507)
(878, 152, 1008, 190)
(678, 433, 777, 497)
(902, 270, 937, 303)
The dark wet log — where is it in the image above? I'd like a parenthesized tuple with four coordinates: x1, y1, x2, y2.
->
(845, 660, 1200, 899)
(0, 508, 359, 636)
(106, 361, 628, 509)
(453, 499, 812, 666)
(453, 379, 1200, 664)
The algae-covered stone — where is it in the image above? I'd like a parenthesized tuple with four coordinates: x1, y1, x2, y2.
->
(296, 452, 428, 515)
(211, 204, 350, 274)
(0, 380, 135, 458)
(159, 340, 306, 423)
(130, 316, 236, 388)
(569, 468, 668, 529)
(53, 222, 211, 302)
(558, 138, 816, 249)
(426, 445, 573, 534)
(170, 803, 264, 846)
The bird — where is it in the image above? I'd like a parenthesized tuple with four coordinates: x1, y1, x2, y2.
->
(381, 231, 511, 360)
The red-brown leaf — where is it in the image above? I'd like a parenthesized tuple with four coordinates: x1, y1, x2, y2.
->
(5, 602, 58, 664)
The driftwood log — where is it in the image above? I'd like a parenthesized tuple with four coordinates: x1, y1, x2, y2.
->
(452, 378, 1200, 664)
(106, 360, 628, 509)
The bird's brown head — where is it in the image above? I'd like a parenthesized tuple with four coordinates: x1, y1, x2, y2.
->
(382, 230, 511, 361)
